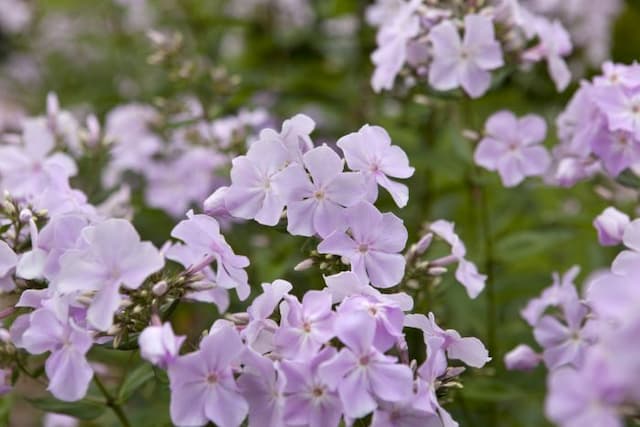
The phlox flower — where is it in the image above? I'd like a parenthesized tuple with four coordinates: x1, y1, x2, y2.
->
(318, 201, 407, 288)
(21, 307, 93, 401)
(474, 110, 550, 187)
(0, 240, 17, 292)
(168, 212, 250, 300)
(318, 312, 413, 419)
(168, 322, 248, 427)
(428, 14, 504, 98)
(593, 207, 629, 246)
(522, 18, 573, 92)
(405, 313, 490, 368)
(0, 120, 76, 199)
(237, 349, 286, 427)
(275, 290, 335, 359)
(274, 145, 365, 237)
(56, 219, 164, 331)
(138, 322, 185, 369)
(224, 137, 289, 225)
(429, 220, 486, 298)
(279, 347, 343, 427)
(257, 113, 315, 164)
(337, 124, 414, 207)
(243, 280, 292, 353)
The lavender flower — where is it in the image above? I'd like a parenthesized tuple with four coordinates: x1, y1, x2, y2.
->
(168, 322, 248, 427)
(428, 14, 504, 98)
(138, 322, 185, 368)
(274, 145, 365, 237)
(56, 219, 164, 331)
(474, 110, 550, 187)
(337, 124, 414, 208)
(318, 312, 413, 419)
(318, 201, 407, 288)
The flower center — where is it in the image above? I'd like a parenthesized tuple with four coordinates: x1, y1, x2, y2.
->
(312, 386, 325, 397)
(206, 372, 218, 385)
(357, 243, 369, 253)
(359, 355, 370, 366)
(302, 321, 312, 333)
(313, 190, 325, 200)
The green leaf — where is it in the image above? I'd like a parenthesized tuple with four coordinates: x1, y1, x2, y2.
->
(26, 397, 106, 420)
(118, 363, 155, 402)
(615, 169, 640, 189)
(495, 229, 573, 262)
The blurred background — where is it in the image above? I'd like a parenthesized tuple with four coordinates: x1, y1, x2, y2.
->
(1, 0, 640, 425)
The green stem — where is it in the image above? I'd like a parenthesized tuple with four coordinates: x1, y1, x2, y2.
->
(93, 375, 132, 427)
(478, 183, 496, 357)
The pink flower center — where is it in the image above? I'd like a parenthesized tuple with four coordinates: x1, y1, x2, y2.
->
(303, 321, 312, 333)
(359, 355, 370, 366)
(313, 190, 325, 200)
(357, 243, 369, 253)
(312, 386, 325, 397)
(206, 372, 218, 384)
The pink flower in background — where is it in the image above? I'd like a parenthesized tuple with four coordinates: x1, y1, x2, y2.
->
(337, 124, 414, 207)
(429, 220, 486, 298)
(56, 219, 164, 331)
(474, 110, 550, 187)
(428, 14, 504, 98)
(593, 207, 630, 246)
(522, 18, 572, 91)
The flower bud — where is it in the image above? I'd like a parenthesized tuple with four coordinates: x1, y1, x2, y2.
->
(504, 344, 540, 371)
(414, 232, 433, 255)
(19, 209, 32, 223)
(294, 258, 313, 271)
(593, 207, 629, 246)
(152, 280, 168, 296)
(0, 328, 10, 343)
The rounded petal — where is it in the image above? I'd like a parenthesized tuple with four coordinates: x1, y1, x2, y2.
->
(303, 146, 344, 187)
(365, 251, 405, 288)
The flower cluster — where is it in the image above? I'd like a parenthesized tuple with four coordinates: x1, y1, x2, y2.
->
(545, 62, 640, 186)
(367, 0, 573, 98)
(505, 208, 640, 426)
(104, 99, 270, 216)
(147, 271, 490, 427)
(522, 0, 623, 67)
(0, 111, 490, 427)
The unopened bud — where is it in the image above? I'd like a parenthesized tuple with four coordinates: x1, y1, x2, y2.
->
(19, 209, 32, 223)
(0, 328, 10, 343)
(294, 259, 313, 272)
(107, 325, 120, 336)
(427, 266, 448, 276)
(132, 305, 143, 314)
(190, 280, 216, 291)
(2, 201, 15, 215)
(119, 299, 133, 308)
(225, 312, 250, 325)
(414, 233, 433, 255)
(76, 295, 94, 306)
(152, 280, 168, 296)
(462, 129, 479, 141)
